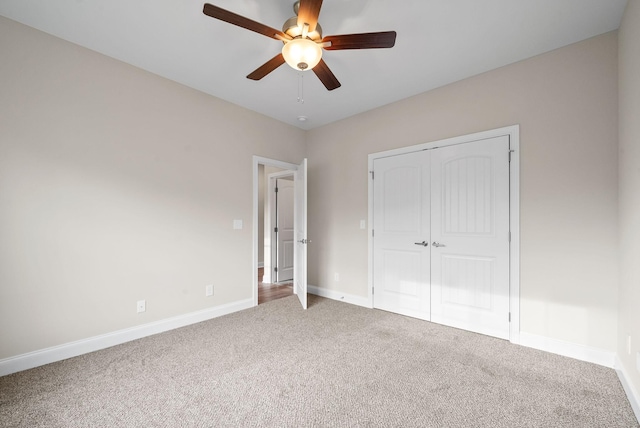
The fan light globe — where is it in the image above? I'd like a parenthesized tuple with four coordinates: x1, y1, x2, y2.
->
(282, 38, 322, 71)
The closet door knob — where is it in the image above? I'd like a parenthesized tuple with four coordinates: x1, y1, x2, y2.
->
(414, 241, 428, 247)
(432, 242, 446, 248)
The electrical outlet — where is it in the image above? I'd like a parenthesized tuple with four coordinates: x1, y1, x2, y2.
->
(334, 272, 340, 282)
(233, 219, 243, 230)
(206, 284, 214, 297)
(136, 300, 146, 313)
(360, 219, 366, 230)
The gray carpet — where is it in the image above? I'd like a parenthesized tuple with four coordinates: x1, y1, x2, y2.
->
(1, 295, 637, 427)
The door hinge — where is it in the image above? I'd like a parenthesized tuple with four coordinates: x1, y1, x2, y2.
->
(372, 287, 374, 295)
(274, 227, 279, 233)
(370, 170, 374, 180)
(275, 187, 279, 193)
(274, 267, 278, 273)
(372, 229, 375, 237)
(509, 231, 511, 242)
(508, 312, 511, 322)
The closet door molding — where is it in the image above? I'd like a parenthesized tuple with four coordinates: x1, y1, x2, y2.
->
(367, 125, 520, 344)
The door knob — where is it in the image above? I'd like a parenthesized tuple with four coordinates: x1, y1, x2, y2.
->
(414, 241, 428, 247)
(298, 239, 311, 244)
(432, 242, 446, 248)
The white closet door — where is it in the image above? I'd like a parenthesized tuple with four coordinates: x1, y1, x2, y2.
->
(430, 136, 511, 339)
(373, 151, 431, 320)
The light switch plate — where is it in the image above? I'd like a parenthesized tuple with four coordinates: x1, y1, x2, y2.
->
(360, 219, 366, 230)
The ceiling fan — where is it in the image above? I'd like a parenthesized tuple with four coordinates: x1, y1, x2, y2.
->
(202, 0, 397, 91)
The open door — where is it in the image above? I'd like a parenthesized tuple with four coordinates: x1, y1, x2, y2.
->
(294, 158, 308, 309)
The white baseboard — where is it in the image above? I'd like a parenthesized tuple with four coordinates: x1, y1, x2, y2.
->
(519, 332, 616, 368)
(0, 298, 254, 377)
(308, 284, 372, 308)
(615, 357, 640, 423)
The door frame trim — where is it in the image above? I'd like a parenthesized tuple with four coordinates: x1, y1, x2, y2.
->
(367, 125, 521, 344)
(253, 156, 300, 307)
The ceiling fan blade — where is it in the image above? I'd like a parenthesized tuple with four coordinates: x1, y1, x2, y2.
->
(247, 53, 286, 80)
(313, 59, 341, 91)
(297, 0, 323, 33)
(322, 31, 397, 50)
(203, 3, 289, 41)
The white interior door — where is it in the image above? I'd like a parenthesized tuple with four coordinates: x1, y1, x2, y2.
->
(294, 158, 308, 309)
(373, 151, 431, 320)
(430, 136, 511, 339)
(276, 178, 295, 282)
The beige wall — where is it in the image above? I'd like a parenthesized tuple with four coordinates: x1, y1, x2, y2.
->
(306, 32, 619, 351)
(618, 0, 640, 396)
(0, 17, 306, 359)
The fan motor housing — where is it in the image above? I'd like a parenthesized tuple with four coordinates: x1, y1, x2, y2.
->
(282, 16, 323, 41)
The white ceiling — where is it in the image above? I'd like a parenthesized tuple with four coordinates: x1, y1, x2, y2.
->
(0, 0, 628, 130)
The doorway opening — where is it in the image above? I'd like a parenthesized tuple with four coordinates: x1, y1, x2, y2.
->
(253, 156, 308, 309)
(260, 169, 294, 304)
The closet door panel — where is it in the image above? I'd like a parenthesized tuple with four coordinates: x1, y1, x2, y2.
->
(430, 136, 511, 339)
(373, 151, 431, 320)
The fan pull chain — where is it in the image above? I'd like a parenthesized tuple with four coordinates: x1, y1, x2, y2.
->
(297, 74, 304, 104)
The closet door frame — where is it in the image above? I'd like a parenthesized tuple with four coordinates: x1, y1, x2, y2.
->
(367, 125, 521, 344)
